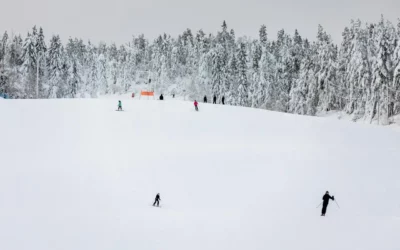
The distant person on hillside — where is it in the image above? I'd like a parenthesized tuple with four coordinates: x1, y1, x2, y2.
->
(204, 96, 207, 103)
(213, 95, 217, 104)
(173, 93, 175, 98)
(222, 96, 225, 105)
(117, 100, 122, 111)
(194, 100, 199, 111)
(321, 191, 334, 216)
(153, 193, 161, 207)
(160, 94, 164, 100)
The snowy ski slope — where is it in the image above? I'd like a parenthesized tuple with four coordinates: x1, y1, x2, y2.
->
(0, 98, 400, 250)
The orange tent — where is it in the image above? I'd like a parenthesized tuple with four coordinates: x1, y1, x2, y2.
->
(140, 91, 155, 99)
(141, 91, 154, 96)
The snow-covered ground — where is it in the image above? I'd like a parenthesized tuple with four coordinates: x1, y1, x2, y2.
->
(1, 98, 400, 250)
(317, 109, 400, 129)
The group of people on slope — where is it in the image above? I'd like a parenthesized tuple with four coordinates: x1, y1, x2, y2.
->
(203, 95, 225, 105)
(159, 93, 176, 100)
(117, 99, 200, 112)
(193, 95, 226, 112)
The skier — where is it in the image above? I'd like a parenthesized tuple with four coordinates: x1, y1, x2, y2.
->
(173, 93, 175, 98)
(194, 100, 199, 111)
(213, 95, 217, 104)
(222, 96, 225, 105)
(204, 96, 207, 103)
(160, 94, 164, 100)
(153, 193, 161, 207)
(117, 100, 123, 111)
(321, 191, 334, 216)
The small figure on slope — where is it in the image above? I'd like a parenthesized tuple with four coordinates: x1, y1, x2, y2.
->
(222, 96, 225, 105)
(153, 193, 161, 207)
(160, 94, 164, 100)
(213, 95, 217, 104)
(321, 191, 334, 216)
(194, 100, 199, 111)
(117, 100, 123, 111)
(204, 96, 207, 103)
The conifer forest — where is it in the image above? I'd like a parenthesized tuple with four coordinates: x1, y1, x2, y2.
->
(1, 17, 400, 123)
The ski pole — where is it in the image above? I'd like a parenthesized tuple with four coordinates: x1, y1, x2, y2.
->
(334, 199, 340, 209)
(316, 202, 323, 208)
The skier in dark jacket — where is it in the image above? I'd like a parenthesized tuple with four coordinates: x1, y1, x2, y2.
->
(222, 96, 225, 105)
(159, 94, 164, 100)
(204, 96, 207, 103)
(153, 193, 161, 207)
(213, 95, 217, 104)
(321, 191, 334, 216)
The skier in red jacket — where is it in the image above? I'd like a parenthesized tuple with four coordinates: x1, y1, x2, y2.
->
(194, 100, 199, 111)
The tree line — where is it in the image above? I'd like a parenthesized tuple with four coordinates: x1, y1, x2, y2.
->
(1, 17, 400, 124)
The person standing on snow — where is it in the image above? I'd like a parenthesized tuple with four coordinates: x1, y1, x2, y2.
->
(321, 191, 334, 216)
(153, 193, 161, 207)
(222, 96, 225, 105)
(117, 100, 123, 111)
(204, 96, 207, 103)
(159, 94, 164, 100)
(194, 100, 199, 111)
(213, 95, 217, 104)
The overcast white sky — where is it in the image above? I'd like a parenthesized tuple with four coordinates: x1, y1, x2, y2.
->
(0, 0, 399, 45)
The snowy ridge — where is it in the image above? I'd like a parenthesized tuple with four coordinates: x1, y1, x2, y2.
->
(0, 98, 399, 250)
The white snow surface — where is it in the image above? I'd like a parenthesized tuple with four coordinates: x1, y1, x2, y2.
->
(1, 98, 400, 250)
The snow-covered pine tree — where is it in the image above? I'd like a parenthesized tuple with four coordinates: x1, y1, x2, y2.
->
(229, 29, 236, 54)
(21, 30, 37, 98)
(272, 29, 293, 112)
(0, 31, 9, 94)
(290, 40, 315, 115)
(256, 45, 274, 109)
(47, 35, 63, 98)
(259, 25, 268, 48)
(98, 52, 108, 95)
(237, 43, 249, 106)
(249, 41, 262, 107)
(4, 35, 23, 96)
(210, 44, 227, 100)
(393, 19, 400, 116)
(371, 17, 398, 124)
(0, 31, 8, 67)
(227, 50, 238, 105)
(314, 26, 339, 113)
(70, 60, 80, 98)
(35, 27, 47, 97)
(343, 20, 372, 120)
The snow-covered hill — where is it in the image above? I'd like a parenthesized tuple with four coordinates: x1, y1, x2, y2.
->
(0, 98, 399, 250)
